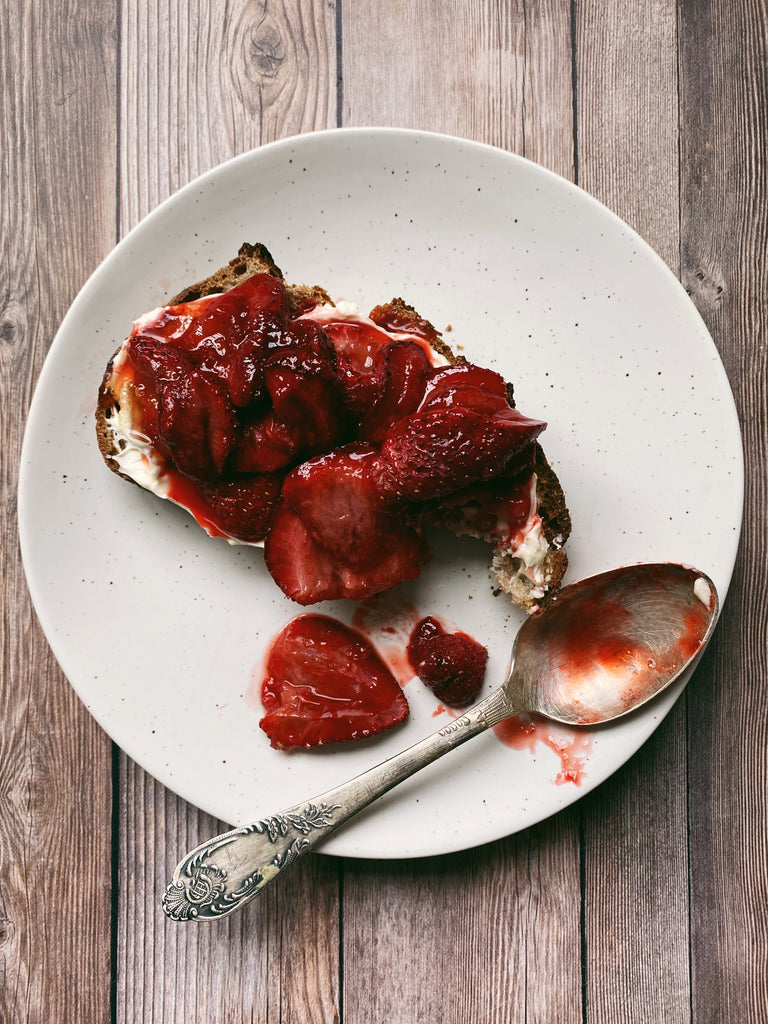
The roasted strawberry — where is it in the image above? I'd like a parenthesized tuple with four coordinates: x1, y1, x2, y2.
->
(260, 614, 409, 749)
(321, 319, 391, 417)
(264, 319, 347, 452)
(198, 474, 283, 542)
(356, 340, 432, 443)
(426, 457, 536, 543)
(181, 274, 288, 407)
(380, 402, 545, 503)
(129, 339, 237, 480)
(407, 616, 488, 708)
(231, 409, 301, 473)
(422, 362, 509, 405)
(264, 499, 423, 605)
(125, 336, 184, 444)
(280, 443, 421, 571)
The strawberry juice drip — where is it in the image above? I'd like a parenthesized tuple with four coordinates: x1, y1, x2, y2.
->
(493, 715, 593, 786)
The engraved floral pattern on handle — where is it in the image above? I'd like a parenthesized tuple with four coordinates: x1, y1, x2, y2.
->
(162, 801, 340, 921)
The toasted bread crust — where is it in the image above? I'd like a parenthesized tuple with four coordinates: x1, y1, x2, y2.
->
(96, 243, 571, 610)
(170, 242, 332, 317)
(491, 442, 570, 612)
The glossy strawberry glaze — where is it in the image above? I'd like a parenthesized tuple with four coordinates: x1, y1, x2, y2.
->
(259, 614, 409, 749)
(525, 562, 713, 723)
(106, 273, 547, 604)
(407, 616, 488, 707)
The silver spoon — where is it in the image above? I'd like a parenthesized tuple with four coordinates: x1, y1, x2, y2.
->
(162, 562, 718, 922)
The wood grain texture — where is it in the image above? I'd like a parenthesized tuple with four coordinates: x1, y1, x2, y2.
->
(575, 0, 680, 269)
(679, 0, 768, 1018)
(573, 3, 694, 1021)
(342, 814, 581, 1024)
(5, 0, 768, 1020)
(0, 1, 117, 1021)
(342, 0, 575, 180)
(115, 2, 340, 1021)
(119, 0, 337, 227)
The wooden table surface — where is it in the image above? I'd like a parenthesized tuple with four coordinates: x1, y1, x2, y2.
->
(3, 1, 766, 1021)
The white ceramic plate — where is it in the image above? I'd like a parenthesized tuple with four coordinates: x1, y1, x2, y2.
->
(19, 128, 742, 858)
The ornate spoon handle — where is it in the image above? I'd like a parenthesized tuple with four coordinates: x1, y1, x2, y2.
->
(162, 686, 513, 921)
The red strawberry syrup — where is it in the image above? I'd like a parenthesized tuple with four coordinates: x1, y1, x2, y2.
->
(351, 595, 423, 686)
(493, 714, 593, 786)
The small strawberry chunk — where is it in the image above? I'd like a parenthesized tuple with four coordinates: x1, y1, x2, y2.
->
(260, 614, 409, 749)
(407, 616, 488, 708)
(422, 363, 509, 405)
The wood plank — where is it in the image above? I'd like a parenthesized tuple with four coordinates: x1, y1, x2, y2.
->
(679, 0, 768, 1018)
(119, 0, 337, 226)
(115, 2, 340, 1020)
(343, 814, 581, 1024)
(0, 1, 116, 1020)
(342, 0, 574, 180)
(574, 2, 692, 1020)
(340, 4, 582, 1022)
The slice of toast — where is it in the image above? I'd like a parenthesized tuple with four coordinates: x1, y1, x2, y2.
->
(97, 243, 570, 611)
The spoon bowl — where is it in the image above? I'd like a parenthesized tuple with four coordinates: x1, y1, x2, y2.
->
(507, 562, 718, 725)
(162, 562, 718, 922)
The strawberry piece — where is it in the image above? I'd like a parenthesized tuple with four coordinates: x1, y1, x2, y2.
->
(422, 363, 508, 405)
(407, 616, 488, 708)
(231, 409, 301, 473)
(426, 448, 536, 543)
(263, 500, 423, 605)
(357, 340, 431, 443)
(265, 369, 347, 452)
(380, 402, 545, 503)
(280, 443, 421, 571)
(181, 274, 288, 408)
(264, 319, 347, 452)
(260, 614, 409, 749)
(198, 474, 283, 542)
(322, 320, 391, 417)
(130, 339, 237, 480)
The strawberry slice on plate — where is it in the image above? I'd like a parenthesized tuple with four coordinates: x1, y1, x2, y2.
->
(260, 614, 409, 748)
